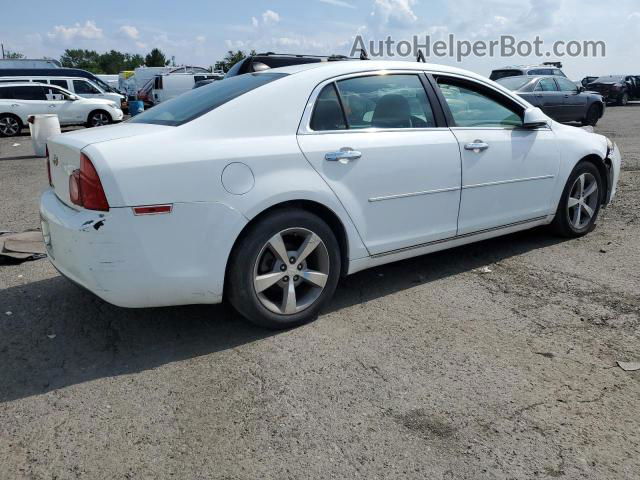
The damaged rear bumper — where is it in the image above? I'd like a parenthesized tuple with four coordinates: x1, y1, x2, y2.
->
(39, 189, 247, 308)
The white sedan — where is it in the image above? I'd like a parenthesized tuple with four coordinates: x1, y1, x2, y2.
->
(40, 61, 622, 329)
(0, 82, 123, 137)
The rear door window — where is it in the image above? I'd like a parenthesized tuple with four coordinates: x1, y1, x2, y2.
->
(8, 85, 47, 100)
(335, 74, 436, 129)
(535, 78, 559, 91)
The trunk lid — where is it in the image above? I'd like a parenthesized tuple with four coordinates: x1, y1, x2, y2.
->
(47, 123, 172, 209)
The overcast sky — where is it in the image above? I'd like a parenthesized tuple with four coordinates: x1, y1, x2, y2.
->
(2, 0, 639, 79)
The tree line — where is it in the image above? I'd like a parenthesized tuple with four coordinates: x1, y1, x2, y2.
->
(4, 47, 259, 74)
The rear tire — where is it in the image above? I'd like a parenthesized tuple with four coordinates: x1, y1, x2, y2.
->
(617, 92, 629, 106)
(87, 110, 111, 128)
(582, 104, 601, 127)
(0, 113, 22, 137)
(551, 161, 603, 238)
(227, 209, 341, 329)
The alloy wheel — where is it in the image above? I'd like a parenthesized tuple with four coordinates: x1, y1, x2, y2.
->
(567, 172, 599, 230)
(252, 228, 330, 315)
(0, 116, 20, 136)
(91, 113, 109, 127)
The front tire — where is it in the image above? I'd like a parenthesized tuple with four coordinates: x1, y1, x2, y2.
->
(0, 113, 22, 137)
(551, 161, 603, 238)
(87, 110, 111, 128)
(227, 209, 341, 329)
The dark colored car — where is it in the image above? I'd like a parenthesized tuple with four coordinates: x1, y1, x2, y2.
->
(224, 52, 365, 78)
(489, 64, 566, 81)
(580, 76, 599, 88)
(193, 79, 217, 89)
(586, 75, 640, 106)
(496, 75, 605, 126)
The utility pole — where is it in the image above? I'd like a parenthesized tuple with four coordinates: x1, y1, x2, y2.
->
(1, 43, 5, 59)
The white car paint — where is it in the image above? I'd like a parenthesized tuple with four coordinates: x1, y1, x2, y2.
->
(39, 60, 622, 309)
(0, 75, 124, 105)
(0, 83, 123, 129)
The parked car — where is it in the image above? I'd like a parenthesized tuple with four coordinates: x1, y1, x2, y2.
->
(580, 76, 599, 88)
(0, 83, 123, 136)
(151, 72, 223, 103)
(40, 61, 621, 329)
(0, 74, 125, 110)
(0, 68, 122, 95)
(586, 75, 640, 106)
(490, 64, 567, 81)
(224, 52, 364, 78)
(496, 75, 605, 126)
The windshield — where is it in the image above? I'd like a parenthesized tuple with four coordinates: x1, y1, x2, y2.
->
(593, 76, 625, 83)
(130, 72, 288, 126)
(496, 77, 533, 91)
(490, 70, 522, 81)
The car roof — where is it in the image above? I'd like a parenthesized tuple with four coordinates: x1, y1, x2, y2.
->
(265, 59, 489, 81)
(0, 82, 50, 87)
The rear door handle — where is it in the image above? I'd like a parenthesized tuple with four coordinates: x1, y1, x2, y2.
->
(325, 148, 362, 163)
(49, 105, 56, 108)
(464, 140, 489, 152)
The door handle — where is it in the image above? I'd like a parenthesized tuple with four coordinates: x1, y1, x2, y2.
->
(11, 104, 19, 107)
(49, 105, 56, 108)
(325, 148, 362, 163)
(464, 140, 489, 152)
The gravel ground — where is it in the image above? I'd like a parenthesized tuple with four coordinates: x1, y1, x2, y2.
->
(0, 108, 639, 479)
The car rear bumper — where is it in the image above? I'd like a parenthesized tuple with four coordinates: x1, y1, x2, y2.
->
(39, 189, 247, 308)
(607, 143, 622, 204)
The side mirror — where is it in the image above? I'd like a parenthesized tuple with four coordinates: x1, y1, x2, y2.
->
(523, 107, 549, 128)
(577, 86, 585, 93)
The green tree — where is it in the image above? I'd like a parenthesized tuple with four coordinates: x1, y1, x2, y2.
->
(4, 50, 25, 59)
(214, 49, 256, 73)
(144, 48, 170, 67)
(60, 49, 102, 72)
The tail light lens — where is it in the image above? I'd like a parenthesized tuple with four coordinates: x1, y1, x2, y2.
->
(45, 145, 53, 187)
(69, 153, 110, 211)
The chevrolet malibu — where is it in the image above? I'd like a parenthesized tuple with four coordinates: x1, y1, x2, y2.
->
(40, 61, 622, 329)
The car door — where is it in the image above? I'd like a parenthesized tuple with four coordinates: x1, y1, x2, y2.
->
(556, 77, 587, 121)
(297, 72, 462, 255)
(44, 86, 79, 124)
(532, 77, 566, 120)
(433, 75, 560, 235)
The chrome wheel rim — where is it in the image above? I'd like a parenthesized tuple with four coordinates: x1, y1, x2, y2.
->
(567, 173, 599, 230)
(0, 117, 19, 136)
(91, 113, 109, 126)
(253, 228, 330, 315)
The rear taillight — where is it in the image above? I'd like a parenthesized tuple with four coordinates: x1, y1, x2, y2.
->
(46, 145, 53, 187)
(69, 153, 110, 211)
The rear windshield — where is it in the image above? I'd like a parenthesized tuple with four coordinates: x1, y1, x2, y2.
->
(489, 69, 523, 81)
(130, 72, 287, 126)
(496, 77, 533, 91)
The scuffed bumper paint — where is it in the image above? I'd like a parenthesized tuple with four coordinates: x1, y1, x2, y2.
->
(40, 189, 247, 308)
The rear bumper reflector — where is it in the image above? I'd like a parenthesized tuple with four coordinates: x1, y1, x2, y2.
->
(133, 205, 173, 216)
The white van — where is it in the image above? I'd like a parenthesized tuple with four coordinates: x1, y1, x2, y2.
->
(152, 72, 222, 103)
(0, 75, 124, 107)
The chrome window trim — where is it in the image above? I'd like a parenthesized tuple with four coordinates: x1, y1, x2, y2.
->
(297, 68, 535, 135)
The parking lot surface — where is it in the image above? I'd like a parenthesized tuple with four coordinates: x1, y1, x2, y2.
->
(1, 110, 639, 479)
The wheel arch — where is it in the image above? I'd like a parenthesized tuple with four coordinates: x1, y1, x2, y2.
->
(87, 108, 111, 123)
(578, 154, 611, 205)
(227, 199, 352, 279)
